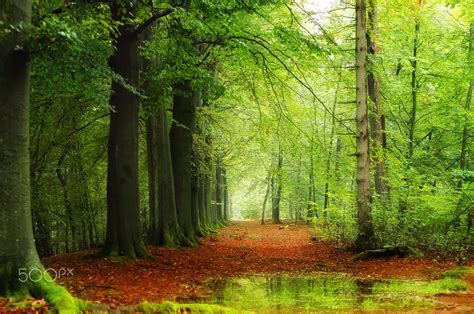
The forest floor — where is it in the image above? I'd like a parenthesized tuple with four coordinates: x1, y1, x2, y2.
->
(1, 220, 473, 312)
(38, 220, 474, 311)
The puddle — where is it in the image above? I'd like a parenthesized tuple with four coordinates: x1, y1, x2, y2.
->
(192, 273, 471, 313)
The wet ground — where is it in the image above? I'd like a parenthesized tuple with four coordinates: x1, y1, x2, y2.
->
(195, 273, 474, 313)
(35, 220, 474, 312)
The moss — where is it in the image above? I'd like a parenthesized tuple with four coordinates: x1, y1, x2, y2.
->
(135, 241, 149, 259)
(442, 266, 474, 279)
(31, 274, 78, 313)
(361, 296, 434, 311)
(178, 232, 200, 247)
(0, 263, 78, 313)
(373, 277, 468, 296)
(74, 298, 110, 312)
(407, 246, 424, 258)
(162, 231, 183, 247)
(137, 301, 250, 313)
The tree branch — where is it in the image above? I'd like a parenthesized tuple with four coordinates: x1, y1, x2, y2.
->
(134, 8, 174, 36)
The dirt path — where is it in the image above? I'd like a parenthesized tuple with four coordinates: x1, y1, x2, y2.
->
(44, 220, 473, 306)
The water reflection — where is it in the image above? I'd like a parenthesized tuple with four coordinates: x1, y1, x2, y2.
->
(202, 274, 434, 312)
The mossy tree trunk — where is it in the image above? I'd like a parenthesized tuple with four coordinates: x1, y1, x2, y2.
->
(103, 0, 146, 258)
(223, 169, 229, 221)
(0, 1, 76, 310)
(145, 112, 159, 242)
(155, 102, 185, 246)
(197, 176, 207, 232)
(215, 161, 224, 224)
(191, 89, 203, 235)
(170, 81, 198, 245)
(191, 150, 202, 235)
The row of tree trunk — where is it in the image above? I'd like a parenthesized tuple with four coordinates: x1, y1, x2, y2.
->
(103, 1, 230, 256)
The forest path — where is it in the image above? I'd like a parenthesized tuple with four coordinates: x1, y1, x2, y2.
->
(44, 220, 472, 307)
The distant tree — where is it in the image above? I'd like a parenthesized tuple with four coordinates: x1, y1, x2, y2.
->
(272, 150, 283, 224)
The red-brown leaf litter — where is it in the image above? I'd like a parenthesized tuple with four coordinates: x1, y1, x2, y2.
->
(39, 220, 474, 307)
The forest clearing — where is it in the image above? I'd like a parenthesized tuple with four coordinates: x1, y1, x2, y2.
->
(1, 0, 473, 312)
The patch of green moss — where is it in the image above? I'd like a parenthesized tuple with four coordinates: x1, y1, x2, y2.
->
(137, 301, 251, 313)
(361, 296, 434, 311)
(74, 298, 111, 312)
(443, 266, 474, 279)
(31, 274, 79, 313)
(1, 279, 79, 314)
(372, 277, 468, 296)
(407, 246, 424, 258)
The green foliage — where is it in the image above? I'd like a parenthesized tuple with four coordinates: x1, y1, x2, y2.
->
(22, 0, 474, 259)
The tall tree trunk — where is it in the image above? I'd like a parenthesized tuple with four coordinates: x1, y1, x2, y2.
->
(215, 161, 224, 224)
(324, 78, 340, 211)
(103, 1, 146, 258)
(399, 18, 421, 217)
(367, 0, 389, 197)
(141, 24, 184, 246)
(295, 155, 303, 221)
(307, 148, 317, 219)
(198, 176, 208, 231)
(56, 150, 78, 252)
(191, 150, 202, 233)
(355, 0, 376, 251)
(458, 24, 473, 235)
(272, 151, 283, 224)
(31, 185, 53, 257)
(458, 23, 473, 190)
(334, 137, 342, 181)
(156, 102, 184, 246)
(145, 113, 159, 242)
(408, 22, 420, 159)
(222, 168, 229, 221)
(170, 81, 198, 245)
(261, 174, 271, 225)
(191, 89, 203, 233)
(0, 1, 75, 309)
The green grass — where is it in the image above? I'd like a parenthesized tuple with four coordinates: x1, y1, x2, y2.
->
(443, 266, 474, 279)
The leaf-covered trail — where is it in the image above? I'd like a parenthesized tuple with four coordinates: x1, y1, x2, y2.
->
(44, 220, 472, 306)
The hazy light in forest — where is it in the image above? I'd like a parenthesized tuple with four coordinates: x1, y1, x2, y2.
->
(303, 0, 339, 24)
